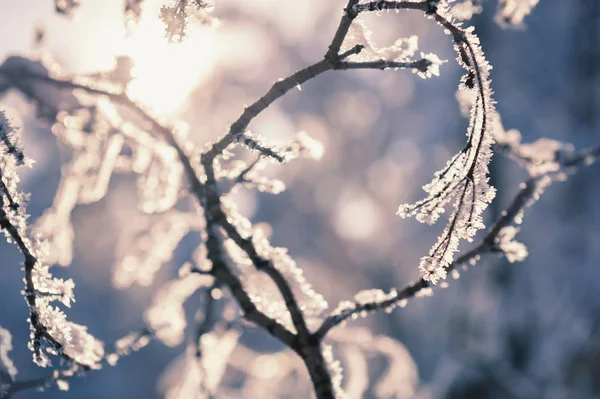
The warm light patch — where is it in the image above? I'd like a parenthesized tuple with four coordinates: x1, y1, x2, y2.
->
(124, 4, 217, 115)
(333, 189, 383, 242)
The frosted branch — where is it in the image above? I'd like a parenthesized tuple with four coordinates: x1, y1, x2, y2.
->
(335, 58, 432, 72)
(316, 143, 600, 338)
(4, 328, 154, 397)
(0, 169, 97, 371)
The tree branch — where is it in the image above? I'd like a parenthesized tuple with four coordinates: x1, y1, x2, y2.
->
(0, 167, 90, 370)
(2, 328, 155, 397)
(353, 1, 429, 14)
(335, 58, 432, 71)
(315, 144, 600, 339)
(204, 224, 297, 347)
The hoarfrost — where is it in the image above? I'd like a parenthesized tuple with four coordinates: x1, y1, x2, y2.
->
(496, 226, 528, 262)
(398, 14, 497, 284)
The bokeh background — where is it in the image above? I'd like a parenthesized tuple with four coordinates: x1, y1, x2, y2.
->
(1, 0, 599, 397)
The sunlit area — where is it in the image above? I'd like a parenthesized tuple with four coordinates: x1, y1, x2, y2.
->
(124, 3, 217, 115)
(1, 0, 600, 398)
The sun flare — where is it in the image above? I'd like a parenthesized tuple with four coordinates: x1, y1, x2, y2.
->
(123, 8, 216, 116)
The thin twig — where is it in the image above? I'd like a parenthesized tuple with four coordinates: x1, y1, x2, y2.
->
(3, 328, 155, 397)
(315, 145, 600, 339)
(0, 167, 90, 370)
(335, 58, 432, 71)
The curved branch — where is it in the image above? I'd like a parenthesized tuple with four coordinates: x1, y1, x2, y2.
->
(315, 145, 600, 339)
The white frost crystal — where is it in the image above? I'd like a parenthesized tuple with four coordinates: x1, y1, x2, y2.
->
(398, 17, 497, 284)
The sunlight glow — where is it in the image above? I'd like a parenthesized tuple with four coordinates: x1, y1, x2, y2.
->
(124, 7, 217, 116)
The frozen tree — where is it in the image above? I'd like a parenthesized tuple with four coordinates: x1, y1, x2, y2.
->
(0, 0, 598, 398)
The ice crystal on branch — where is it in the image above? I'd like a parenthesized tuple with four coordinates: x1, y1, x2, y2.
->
(398, 10, 497, 284)
(28, 259, 105, 369)
(495, 226, 528, 262)
(221, 218, 328, 331)
(417, 52, 446, 79)
(323, 345, 346, 399)
(216, 131, 324, 195)
(160, 3, 188, 43)
(5, 0, 597, 397)
(62, 323, 104, 368)
(0, 112, 24, 166)
(232, 131, 287, 163)
(114, 212, 204, 288)
(340, 18, 446, 79)
(517, 138, 573, 177)
(251, 228, 328, 321)
(343, 20, 419, 63)
(492, 115, 576, 177)
(160, 0, 216, 42)
(1, 114, 103, 372)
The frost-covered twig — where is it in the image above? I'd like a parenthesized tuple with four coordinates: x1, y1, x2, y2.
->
(203, 225, 296, 346)
(331, 1, 499, 285)
(3, 328, 154, 397)
(335, 58, 432, 72)
(316, 143, 600, 339)
(0, 172, 90, 370)
(377, 3, 497, 284)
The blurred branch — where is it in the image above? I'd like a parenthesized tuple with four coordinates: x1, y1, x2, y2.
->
(2, 328, 155, 397)
(194, 281, 222, 357)
(3, 375, 56, 398)
(193, 281, 221, 397)
(0, 59, 304, 383)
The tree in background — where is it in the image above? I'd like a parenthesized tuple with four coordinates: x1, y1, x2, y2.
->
(1, 0, 599, 398)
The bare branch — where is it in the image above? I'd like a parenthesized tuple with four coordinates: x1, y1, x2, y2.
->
(353, 1, 429, 14)
(335, 58, 432, 71)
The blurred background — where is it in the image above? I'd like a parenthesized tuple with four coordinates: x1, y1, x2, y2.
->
(1, 0, 599, 397)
